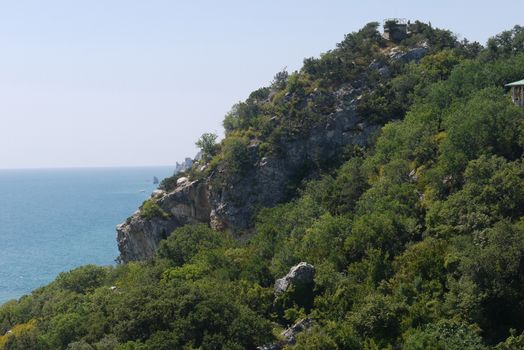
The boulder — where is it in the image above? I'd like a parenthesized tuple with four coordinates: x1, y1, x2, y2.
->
(274, 262, 315, 295)
(176, 177, 189, 186)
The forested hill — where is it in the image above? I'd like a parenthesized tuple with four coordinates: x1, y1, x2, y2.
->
(2, 21, 524, 350)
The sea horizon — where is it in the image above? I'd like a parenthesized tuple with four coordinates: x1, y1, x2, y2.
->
(0, 166, 174, 303)
(0, 164, 177, 171)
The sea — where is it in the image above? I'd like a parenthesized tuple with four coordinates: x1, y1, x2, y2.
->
(0, 166, 174, 304)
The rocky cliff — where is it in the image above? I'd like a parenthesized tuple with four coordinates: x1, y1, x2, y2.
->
(116, 44, 429, 262)
(117, 178, 211, 262)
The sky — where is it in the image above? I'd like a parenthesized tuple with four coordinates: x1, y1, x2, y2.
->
(0, 1, 521, 169)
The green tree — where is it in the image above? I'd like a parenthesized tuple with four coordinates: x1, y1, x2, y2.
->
(157, 224, 223, 267)
(195, 133, 218, 160)
(403, 321, 484, 350)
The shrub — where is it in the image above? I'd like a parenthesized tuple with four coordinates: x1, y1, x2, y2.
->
(403, 321, 484, 350)
(56, 265, 110, 294)
(140, 199, 169, 220)
(220, 135, 251, 177)
(157, 224, 223, 267)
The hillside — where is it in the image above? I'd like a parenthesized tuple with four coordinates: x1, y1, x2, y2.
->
(2, 21, 524, 350)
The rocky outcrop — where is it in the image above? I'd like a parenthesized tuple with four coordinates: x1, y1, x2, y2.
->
(116, 213, 178, 263)
(274, 262, 315, 296)
(174, 157, 194, 175)
(387, 43, 429, 63)
(368, 44, 429, 80)
(117, 180, 211, 262)
(117, 88, 378, 261)
(205, 45, 430, 231)
(159, 179, 211, 224)
(116, 43, 429, 262)
(257, 318, 314, 350)
(208, 98, 378, 230)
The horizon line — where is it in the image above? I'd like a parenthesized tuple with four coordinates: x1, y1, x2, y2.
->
(0, 164, 176, 171)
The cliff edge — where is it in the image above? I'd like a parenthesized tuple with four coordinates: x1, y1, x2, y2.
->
(116, 42, 429, 262)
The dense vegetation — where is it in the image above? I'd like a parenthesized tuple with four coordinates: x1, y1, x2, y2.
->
(2, 22, 524, 349)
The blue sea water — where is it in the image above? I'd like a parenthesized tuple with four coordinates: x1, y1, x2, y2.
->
(0, 166, 173, 304)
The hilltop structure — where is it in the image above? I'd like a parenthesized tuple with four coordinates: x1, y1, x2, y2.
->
(506, 79, 524, 106)
(383, 18, 409, 43)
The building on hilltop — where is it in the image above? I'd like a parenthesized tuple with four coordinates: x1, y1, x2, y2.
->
(383, 18, 409, 43)
(506, 79, 524, 107)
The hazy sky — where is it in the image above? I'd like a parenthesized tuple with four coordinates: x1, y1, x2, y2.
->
(0, 1, 521, 169)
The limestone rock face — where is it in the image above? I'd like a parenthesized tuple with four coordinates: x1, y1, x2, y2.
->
(116, 180, 211, 262)
(116, 43, 427, 262)
(208, 104, 378, 230)
(388, 43, 429, 63)
(274, 262, 315, 295)
(159, 180, 211, 224)
(117, 91, 378, 261)
(116, 214, 178, 263)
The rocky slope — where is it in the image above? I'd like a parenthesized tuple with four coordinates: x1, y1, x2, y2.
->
(116, 44, 429, 262)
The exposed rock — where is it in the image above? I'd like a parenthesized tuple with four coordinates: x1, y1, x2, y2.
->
(257, 344, 280, 350)
(388, 44, 428, 63)
(408, 169, 418, 182)
(159, 180, 211, 224)
(257, 318, 314, 350)
(208, 104, 379, 230)
(275, 262, 315, 296)
(116, 43, 414, 262)
(117, 180, 211, 262)
(368, 59, 391, 78)
(116, 213, 178, 263)
(333, 83, 360, 111)
(152, 189, 165, 198)
(118, 88, 379, 261)
(174, 157, 194, 175)
(281, 318, 314, 345)
(176, 177, 189, 186)
(209, 208, 227, 231)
